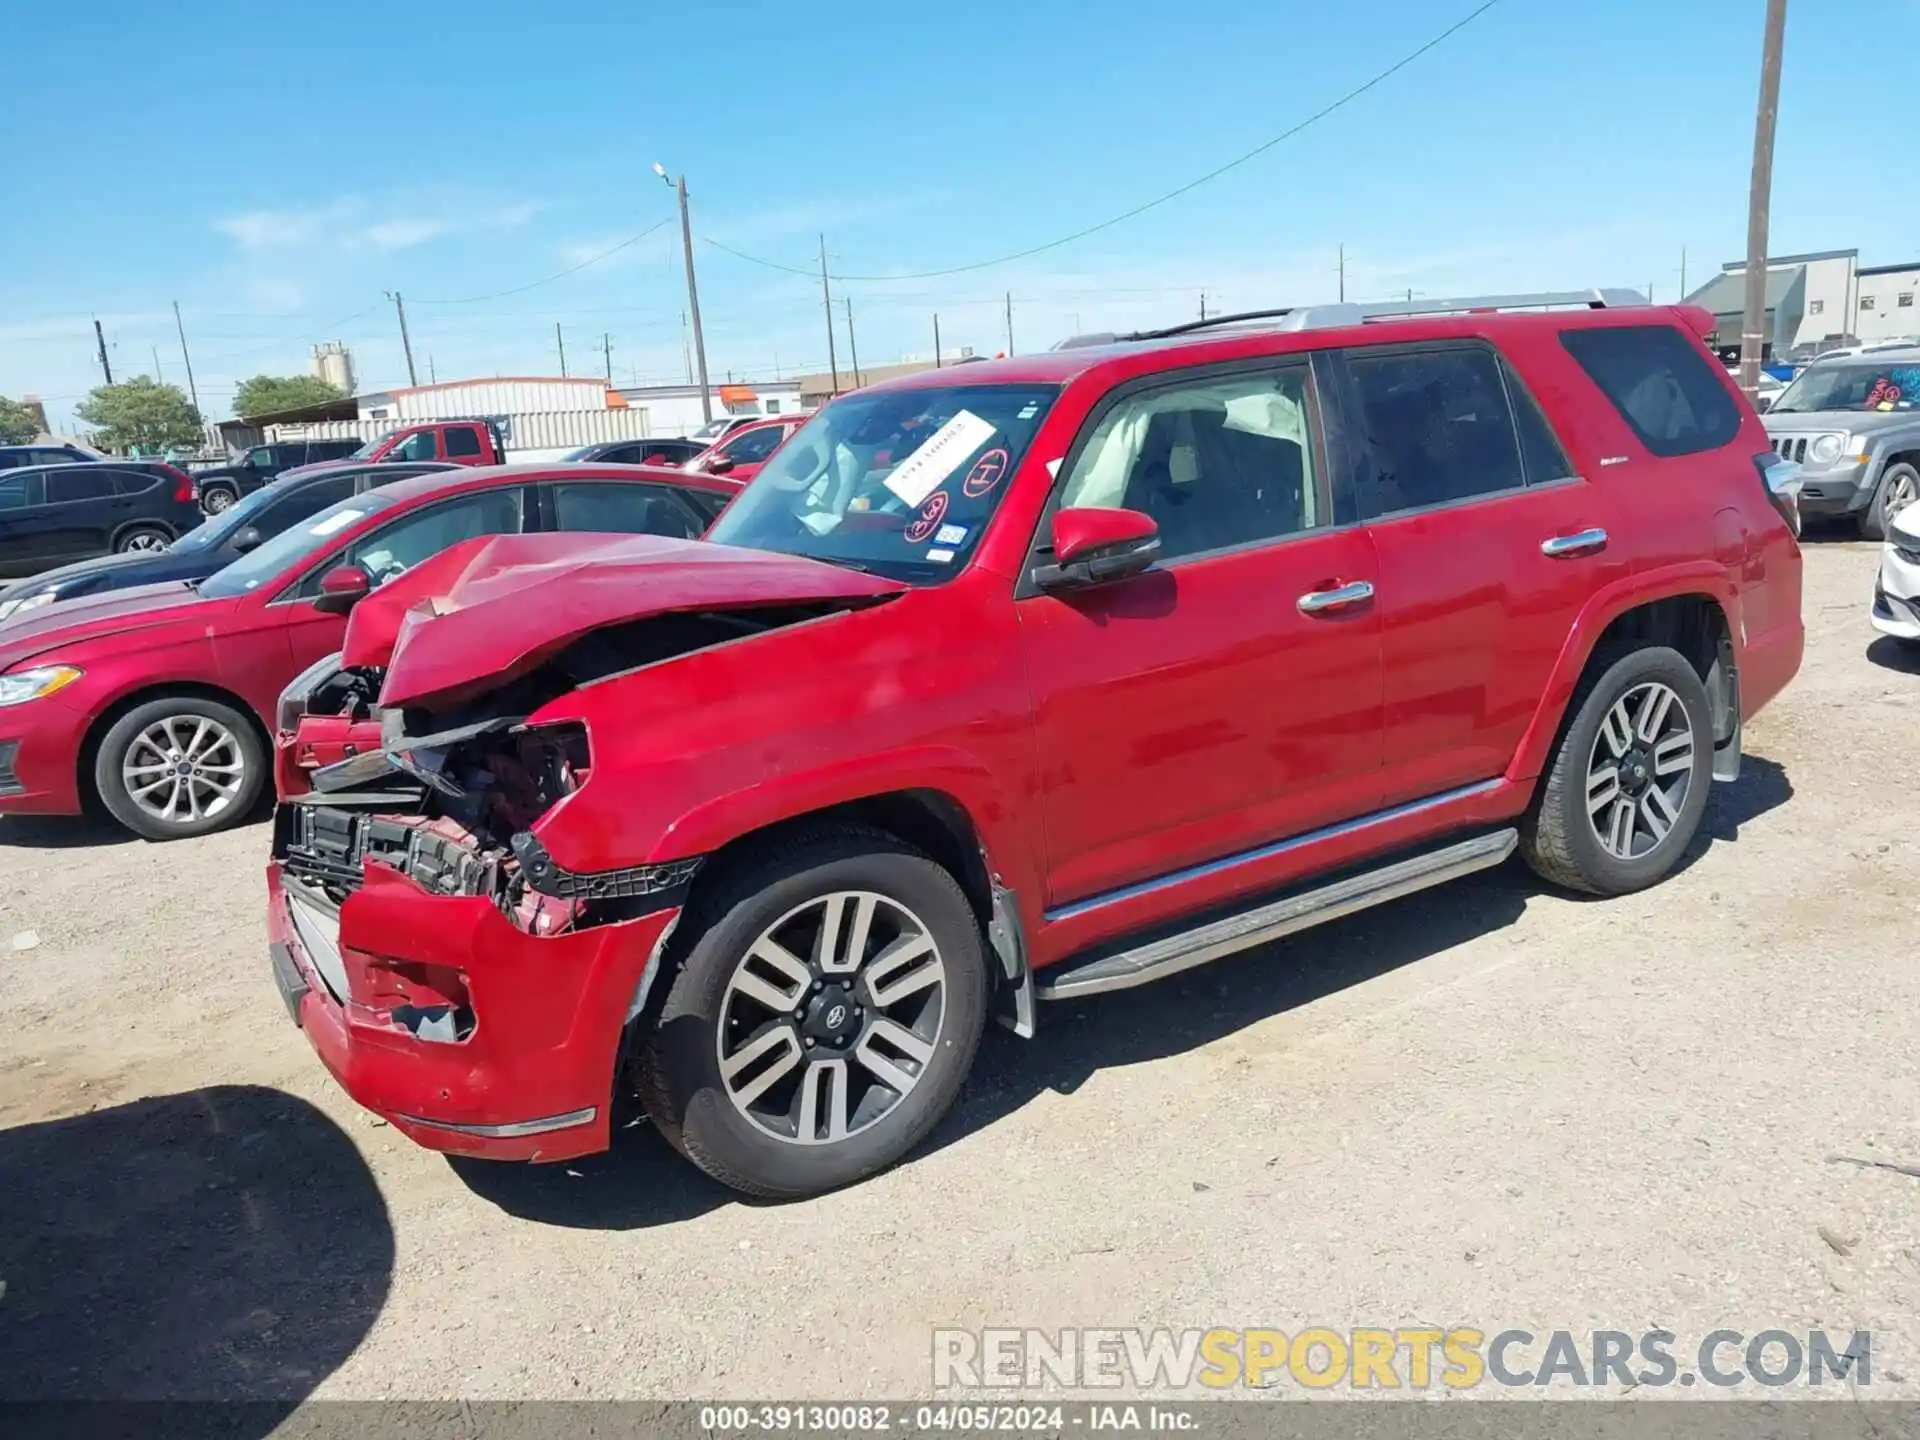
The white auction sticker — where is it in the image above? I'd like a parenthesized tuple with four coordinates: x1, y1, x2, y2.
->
(308, 508, 368, 537)
(882, 410, 998, 507)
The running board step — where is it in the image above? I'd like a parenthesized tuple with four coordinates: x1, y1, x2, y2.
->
(1035, 829, 1518, 1001)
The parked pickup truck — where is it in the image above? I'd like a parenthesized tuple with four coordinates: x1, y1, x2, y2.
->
(266, 290, 1804, 1199)
(193, 438, 365, 513)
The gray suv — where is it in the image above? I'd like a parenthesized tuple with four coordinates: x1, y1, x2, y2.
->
(1762, 344, 1920, 538)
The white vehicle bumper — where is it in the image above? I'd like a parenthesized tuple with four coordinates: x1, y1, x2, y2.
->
(1870, 541, 1920, 639)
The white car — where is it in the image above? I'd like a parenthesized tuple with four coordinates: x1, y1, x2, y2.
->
(1871, 503, 1920, 644)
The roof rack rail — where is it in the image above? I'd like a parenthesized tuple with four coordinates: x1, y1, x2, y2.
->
(1094, 288, 1651, 346)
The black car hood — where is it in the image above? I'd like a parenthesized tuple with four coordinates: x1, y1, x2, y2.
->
(5, 546, 221, 600)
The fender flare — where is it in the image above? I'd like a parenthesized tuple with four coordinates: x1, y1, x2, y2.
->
(646, 742, 1046, 918)
(1505, 562, 1739, 785)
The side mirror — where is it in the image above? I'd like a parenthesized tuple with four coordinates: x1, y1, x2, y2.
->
(705, 453, 736, 475)
(1033, 507, 1161, 590)
(230, 525, 264, 554)
(313, 563, 373, 615)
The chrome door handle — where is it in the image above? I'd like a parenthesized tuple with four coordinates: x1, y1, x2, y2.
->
(1541, 527, 1607, 558)
(1296, 580, 1375, 615)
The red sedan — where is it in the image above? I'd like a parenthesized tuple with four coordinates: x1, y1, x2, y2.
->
(0, 463, 737, 840)
(682, 413, 805, 483)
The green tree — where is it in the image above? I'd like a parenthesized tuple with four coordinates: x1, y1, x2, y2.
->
(232, 373, 346, 418)
(0, 395, 40, 445)
(74, 378, 204, 454)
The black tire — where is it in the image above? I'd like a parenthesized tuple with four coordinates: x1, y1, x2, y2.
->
(92, 695, 266, 841)
(1520, 645, 1714, 897)
(200, 485, 238, 515)
(636, 825, 988, 1199)
(1857, 462, 1919, 542)
(112, 523, 172, 554)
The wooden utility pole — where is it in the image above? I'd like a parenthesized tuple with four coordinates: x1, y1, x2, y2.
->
(1004, 291, 1014, 355)
(819, 234, 839, 392)
(602, 332, 614, 381)
(670, 174, 712, 422)
(385, 292, 417, 386)
(172, 301, 200, 413)
(1338, 244, 1347, 303)
(93, 318, 113, 384)
(1739, 0, 1790, 398)
(933, 313, 942, 368)
(555, 322, 568, 378)
(844, 297, 861, 387)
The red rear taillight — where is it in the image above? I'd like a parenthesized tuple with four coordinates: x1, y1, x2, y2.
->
(1752, 450, 1801, 537)
(162, 464, 195, 504)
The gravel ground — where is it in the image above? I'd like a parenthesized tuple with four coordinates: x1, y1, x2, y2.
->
(1, 536, 1916, 1406)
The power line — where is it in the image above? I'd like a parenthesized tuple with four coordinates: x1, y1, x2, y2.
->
(702, 0, 1501, 284)
(409, 218, 674, 305)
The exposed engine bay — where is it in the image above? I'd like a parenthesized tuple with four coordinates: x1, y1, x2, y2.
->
(273, 601, 860, 932)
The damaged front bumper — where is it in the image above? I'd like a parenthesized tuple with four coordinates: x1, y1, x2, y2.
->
(267, 852, 680, 1163)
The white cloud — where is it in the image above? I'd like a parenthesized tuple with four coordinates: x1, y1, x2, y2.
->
(212, 194, 543, 255)
(243, 279, 305, 312)
(362, 218, 457, 251)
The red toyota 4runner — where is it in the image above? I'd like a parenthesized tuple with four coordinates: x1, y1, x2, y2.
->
(267, 291, 1804, 1198)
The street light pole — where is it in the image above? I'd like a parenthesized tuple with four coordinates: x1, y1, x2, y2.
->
(658, 164, 713, 422)
(1739, 0, 1790, 399)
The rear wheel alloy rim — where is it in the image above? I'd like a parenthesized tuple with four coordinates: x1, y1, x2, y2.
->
(1586, 681, 1694, 861)
(122, 531, 166, 552)
(203, 491, 233, 513)
(122, 715, 247, 826)
(717, 890, 948, 1147)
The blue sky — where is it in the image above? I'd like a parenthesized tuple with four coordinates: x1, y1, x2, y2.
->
(4, 0, 1912, 429)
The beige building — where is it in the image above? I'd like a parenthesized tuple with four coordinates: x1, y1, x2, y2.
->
(1687, 249, 1920, 360)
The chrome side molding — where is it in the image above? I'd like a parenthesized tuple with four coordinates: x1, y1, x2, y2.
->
(1035, 829, 1518, 1001)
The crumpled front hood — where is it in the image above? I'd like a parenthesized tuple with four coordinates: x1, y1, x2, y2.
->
(357, 531, 907, 712)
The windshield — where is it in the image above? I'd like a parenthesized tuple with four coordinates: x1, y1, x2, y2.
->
(346, 432, 391, 460)
(197, 490, 400, 598)
(706, 384, 1058, 582)
(1772, 361, 1920, 414)
(691, 417, 737, 441)
(168, 482, 289, 552)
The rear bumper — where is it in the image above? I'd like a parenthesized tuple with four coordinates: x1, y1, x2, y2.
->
(267, 859, 680, 1162)
(0, 696, 88, 816)
(1740, 615, 1804, 721)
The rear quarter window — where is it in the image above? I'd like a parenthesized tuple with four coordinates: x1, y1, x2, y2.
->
(1560, 324, 1743, 458)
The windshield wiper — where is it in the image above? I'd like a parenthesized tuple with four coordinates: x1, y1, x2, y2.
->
(810, 556, 875, 573)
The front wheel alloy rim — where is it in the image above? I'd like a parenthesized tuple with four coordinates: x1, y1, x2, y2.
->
(1586, 681, 1695, 861)
(717, 890, 948, 1146)
(1886, 469, 1919, 522)
(122, 531, 167, 552)
(122, 715, 247, 826)
(204, 491, 233, 513)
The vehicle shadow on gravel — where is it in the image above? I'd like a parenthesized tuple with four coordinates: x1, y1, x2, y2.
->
(0, 813, 140, 850)
(446, 757, 1795, 1227)
(0, 802, 273, 850)
(448, 1119, 737, 1229)
(0, 1084, 393, 1415)
(939, 753, 1796, 1159)
(1865, 635, 1920, 674)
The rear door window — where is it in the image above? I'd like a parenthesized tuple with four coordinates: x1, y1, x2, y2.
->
(113, 469, 160, 495)
(1559, 324, 1742, 457)
(1502, 361, 1577, 484)
(254, 476, 356, 535)
(1341, 345, 1526, 517)
(444, 426, 483, 459)
(47, 470, 116, 503)
(550, 481, 703, 539)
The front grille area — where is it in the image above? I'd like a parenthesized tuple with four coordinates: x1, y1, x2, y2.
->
(1770, 435, 1810, 463)
(0, 740, 19, 797)
(275, 801, 501, 900)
